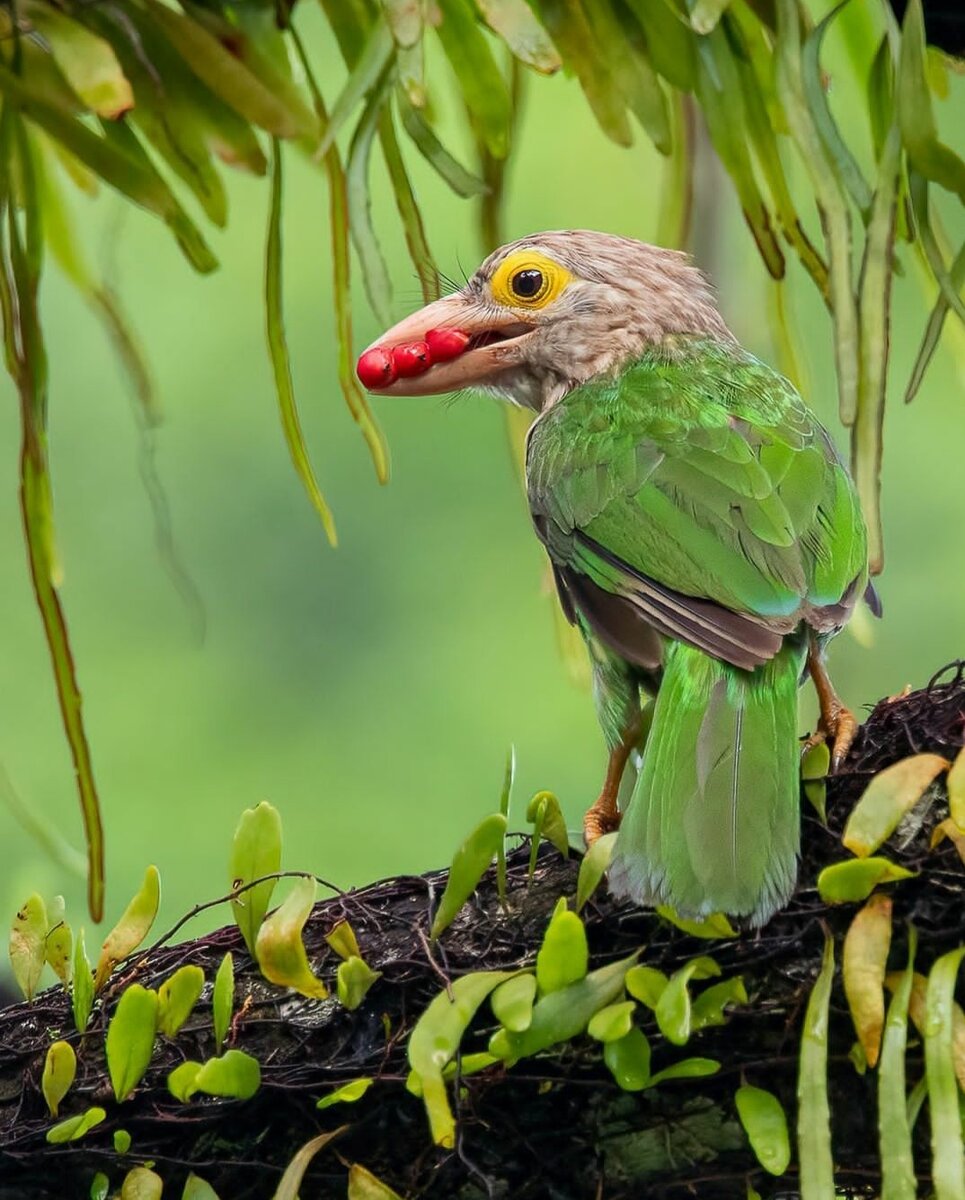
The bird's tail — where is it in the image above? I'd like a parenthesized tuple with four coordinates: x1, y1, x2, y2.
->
(608, 634, 807, 926)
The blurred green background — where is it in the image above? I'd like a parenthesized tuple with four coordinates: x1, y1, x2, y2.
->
(1, 19, 963, 957)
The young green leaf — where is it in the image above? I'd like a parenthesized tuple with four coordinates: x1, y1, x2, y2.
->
(213, 952, 234, 1051)
(603, 1026, 651, 1091)
(879, 929, 916, 1200)
(106, 984, 159, 1101)
(817, 857, 915, 904)
(491, 973, 537, 1033)
(42, 1040, 77, 1117)
(842, 893, 892, 1068)
(691, 977, 748, 1031)
(576, 832, 617, 911)
(398, 98, 489, 200)
(647, 1057, 720, 1086)
(72, 927, 94, 1033)
(625, 966, 669, 1009)
(229, 801, 283, 958)
(168, 1060, 202, 1103)
(114, 1129, 132, 1153)
(255, 876, 329, 999)
(44, 895, 72, 986)
(842, 753, 949, 857)
(91, 1172, 110, 1200)
(408, 970, 516, 1147)
(797, 935, 835, 1200)
(430, 813, 507, 940)
(655, 958, 721, 1047)
(272, 1128, 347, 1200)
(924, 946, 965, 1199)
(158, 964, 205, 1038)
(536, 901, 588, 995)
(120, 1166, 162, 1200)
(802, 740, 831, 823)
(378, 108, 439, 305)
(347, 1164, 403, 1200)
(194, 1049, 261, 1100)
(337, 956, 382, 1010)
(405, 1053, 499, 1096)
(10, 893, 48, 1001)
(496, 746, 515, 907)
(325, 920, 361, 961)
(94, 865, 161, 991)
(182, 1174, 221, 1200)
(526, 791, 569, 862)
(316, 1077, 373, 1110)
(735, 1085, 790, 1176)
(587, 1000, 636, 1043)
(46, 1105, 105, 1144)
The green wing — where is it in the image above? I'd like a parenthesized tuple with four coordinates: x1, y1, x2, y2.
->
(527, 340, 869, 671)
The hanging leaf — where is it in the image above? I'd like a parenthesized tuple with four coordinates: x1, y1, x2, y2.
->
(337, 956, 382, 1010)
(229, 801, 283, 959)
(317, 1077, 373, 1110)
(347, 1164, 403, 1200)
(398, 98, 490, 198)
(377, 107, 439, 304)
(9, 893, 47, 1001)
(255, 876, 329, 999)
(842, 753, 949, 857)
(106, 984, 159, 1101)
(314, 25, 394, 162)
(72, 927, 94, 1033)
(575, 832, 618, 911)
(25, 6, 133, 119)
(735, 1085, 790, 1176)
(436, 0, 512, 159)
(797, 936, 835, 1199)
(817, 856, 915, 903)
(430, 812, 507, 940)
(842, 893, 892, 1069)
(213, 952, 234, 1052)
(475, 1, 561, 73)
(878, 929, 916, 1200)
(380, 0, 422, 47)
(94, 865, 161, 991)
(272, 1128, 348, 1200)
(346, 67, 395, 330)
(491, 972, 537, 1033)
(194, 1049, 261, 1100)
(690, 0, 731, 34)
(905, 240, 965, 404)
(158, 965, 205, 1038)
(45, 1105, 106, 1144)
(41, 1040, 77, 1117)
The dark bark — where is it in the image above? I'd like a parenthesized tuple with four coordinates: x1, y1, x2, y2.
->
(1, 663, 964, 1200)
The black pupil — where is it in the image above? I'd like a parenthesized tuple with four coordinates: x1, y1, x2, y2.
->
(512, 269, 543, 299)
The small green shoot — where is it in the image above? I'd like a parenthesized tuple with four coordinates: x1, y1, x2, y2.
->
(337, 956, 381, 1010)
(158, 964, 205, 1038)
(316, 1077, 373, 1110)
(46, 1105, 105, 1144)
(213, 952, 234, 1051)
(255, 876, 328, 999)
(229, 801, 282, 958)
(94, 866, 161, 992)
(106, 984, 159, 1101)
(42, 1040, 76, 1117)
(430, 813, 507, 941)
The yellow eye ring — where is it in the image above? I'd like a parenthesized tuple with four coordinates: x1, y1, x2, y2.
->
(489, 250, 572, 310)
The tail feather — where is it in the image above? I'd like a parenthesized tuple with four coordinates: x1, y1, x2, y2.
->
(608, 634, 806, 926)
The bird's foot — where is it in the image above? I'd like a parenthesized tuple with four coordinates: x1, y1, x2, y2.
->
(583, 794, 622, 847)
(802, 701, 859, 773)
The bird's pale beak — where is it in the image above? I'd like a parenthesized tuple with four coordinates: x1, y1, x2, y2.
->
(357, 293, 535, 396)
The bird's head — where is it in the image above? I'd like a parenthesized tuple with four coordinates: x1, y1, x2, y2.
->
(357, 230, 734, 410)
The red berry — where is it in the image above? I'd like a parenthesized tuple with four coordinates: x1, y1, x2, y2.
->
(356, 347, 396, 389)
(425, 327, 470, 362)
(392, 341, 432, 377)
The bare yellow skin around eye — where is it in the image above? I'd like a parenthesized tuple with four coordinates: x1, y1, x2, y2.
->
(489, 250, 573, 309)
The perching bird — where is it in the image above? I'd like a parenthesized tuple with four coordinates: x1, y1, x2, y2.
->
(357, 230, 877, 926)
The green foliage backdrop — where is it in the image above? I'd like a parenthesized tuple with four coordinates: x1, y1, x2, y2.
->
(0, 0, 963, 935)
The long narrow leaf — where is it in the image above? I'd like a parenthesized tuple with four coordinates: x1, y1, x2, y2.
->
(436, 0, 512, 160)
(265, 139, 337, 544)
(925, 946, 965, 1200)
(585, 0, 670, 155)
(346, 68, 394, 329)
(797, 935, 835, 1200)
(475, 0, 561, 73)
(878, 929, 916, 1200)
(398, 96, 489, 199)
(378, 107, 439, 304)
(313, 23, 394, 161)
(905, 239, 965, 403)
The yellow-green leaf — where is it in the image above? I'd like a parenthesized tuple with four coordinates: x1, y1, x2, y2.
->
(931, 817, 965, 865)
(842, 893, 892, 1068)
(229, 801, 282, 958)
(691, 977, 748, 1031)
(347, 1163, 403, 1200)
(46, 1105, 105, 1143)
(655, 958, 721, 1047)
(168, 1060, 202, 1103)
(120, 1166, 163, 1200)
(213, 952, 234, 1052)
(114, 1129, 132, 1153)
(10, 893, 47, 1001)
(491, 973, 537, 1032)
(72, 927, 94, 1033)
(576, 832, 617, 911)
(603, 1027, 651, 1091)
(325, 920, 361, 961)
(879, 931, 917, 1199)
(536, 901, 588, 995)
(194, 1049, 261, 1100)
(272, 1128, 347, 1200)
(182, 1173, 220, 1200)
(648, 1057, 720, 1086)
(887, 969, 965, 1092)
(656, 906, 737, 939)
(624, 965, 669, 1009)
(91, 1172, 110, 1200)
(316, 1077, 373, 1110)
(26, 6, 133, 118)
(587, 1000, 636, 1043)
(924, 947, 965, 1199)
(430, 813, 506, 940)
(106, 984, 159, 1101)
(45, 896, 72, 986)
(797, 935, 835, 1199)
(42, 1040, 76, 1117)
(526, 791, 569, 859)
(158, 965, 205, 1038)
(95, 866, 161, 992)
(475, 0, 562, 73)
(337, 956, 382, 1010)
(817, 857, 915, 904)
(735, 1085, 790, 1176)
(255, 876, 328, 999)
(947, 745, 965, 830)
(843, 754, 949, 857)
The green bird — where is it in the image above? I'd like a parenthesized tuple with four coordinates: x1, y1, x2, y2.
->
(358, 231, 877, 926)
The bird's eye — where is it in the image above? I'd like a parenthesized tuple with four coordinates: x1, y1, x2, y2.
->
(511, 269, 544, 300)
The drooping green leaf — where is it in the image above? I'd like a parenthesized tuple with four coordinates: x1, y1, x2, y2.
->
(26, 6, 133, 119)
(194, 1049, 261, 1100)
(436, 0, 512, 159)
(378, 106, 439, 305)
(158, 964, 205, 1038)
(213, 952, 234, 1052)
(398, 98, 489, 198)
(46, 1105, 105, 1144)
(797, 935, 835, 1200)
(9, 892, 47, 1001)
(430, 813, 507, 940)
(536, 899, 587, 994)
(106, 984, 159, 1101)
(120, 1166, 163, 1200)
(380, 0, 422, 47)
(346, 67, 394, 330)
(603, 1026, 651, 1091)
(878, 928, 916, 1200)
(42, 1040, 77, 1117)
(817, 857, 915, 904)
(94, 865, 160, 991)
(735, 1085, 790, 1176)
(337, 955, 382, 1010)
(491, 972, 537, 1033)
(409, 970, 516, 1147)
(316, 1077, 373, 1110)
(72, 927, 94, 1033)
(475, 0, 561, 73)
(168, 1060, 202, 1102)
(255, 876, 329, 999)
(229, 801, 283, 959)
(843, 753, 949, 857)
(347, 1164, 403, 1200)
(689, 0, 731, 34)
(405, 1052, 499, 1096)
(315, 24, 394, 162)
(272, 1128, 348, 1200)
(624, 0, 696, 92)
(575, 832, 617, 911)
(906, 239, 965, 405)
(924, 946, 965, 1200)
(587, 999, 636, 1043)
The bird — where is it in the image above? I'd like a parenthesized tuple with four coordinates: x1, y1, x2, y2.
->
(356, 230, 877, 927)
